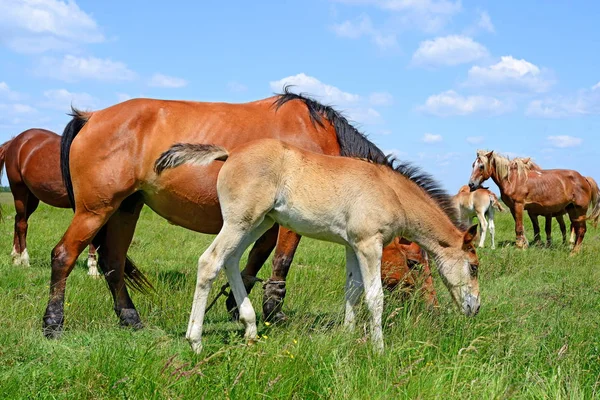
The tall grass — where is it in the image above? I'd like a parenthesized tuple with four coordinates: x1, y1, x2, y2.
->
(1, 201, 599, 399)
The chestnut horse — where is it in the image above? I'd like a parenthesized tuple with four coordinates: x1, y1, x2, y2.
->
(453, 185, 503, 249)
(468, 150, 600, 252)
(154, 139, 480, 353)
(0, 129, 97, 272)
(44, 90, 433, 338)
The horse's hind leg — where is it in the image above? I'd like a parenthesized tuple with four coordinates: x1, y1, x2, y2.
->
(87, 244, 99, 277)
(529, 213, 541, 245)
(10, 185, 37, 266)
(96, 194, 145, 327)
(556, 214, 567, 244)
(476, 210, 488, 248)
(567, 208, 587, 254)
(225, 224, 278, 320)
(187, 218, 275, 354)
(263, 228, 302, 322)
(43, 210, 112, 338)
(544, 216, 553, 246)
(487, 207, 496, 249)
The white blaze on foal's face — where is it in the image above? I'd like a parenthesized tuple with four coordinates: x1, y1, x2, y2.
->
(439, 224, 480, 317)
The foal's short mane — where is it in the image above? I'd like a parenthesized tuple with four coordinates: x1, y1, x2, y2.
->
(274, 86, 463, 231)
(477, 150, 540, 182)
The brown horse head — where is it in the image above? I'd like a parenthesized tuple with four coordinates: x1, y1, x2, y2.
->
(468, 150, 494, 190)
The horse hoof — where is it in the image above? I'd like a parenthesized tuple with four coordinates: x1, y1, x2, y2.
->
(118, 308, 144, 329)
(265, 311, 288, 324)
(42, 315, 64, 339)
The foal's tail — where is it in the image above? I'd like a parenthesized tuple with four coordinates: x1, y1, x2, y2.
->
(154, 143, 229, 174)
(585, 176, 600, 228)
(490, 192, 504, 212)
(61, 107, 153, 294)
(0, 138, 14, 221)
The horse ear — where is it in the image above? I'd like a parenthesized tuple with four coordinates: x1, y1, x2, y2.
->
(522, 157, 531, 164)
(485, 151, 494, 158)
(464, 224, 478, 244)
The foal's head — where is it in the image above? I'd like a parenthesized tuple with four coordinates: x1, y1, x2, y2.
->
(437, 224, 481, 316)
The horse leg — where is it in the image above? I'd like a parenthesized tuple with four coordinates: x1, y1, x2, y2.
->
(225, 224, 278, 320)
(528, 212, 541, 245)
(417, 256, 439, 307)
(43, 210, 112, 338)
(96, 195, 145, 327)
(354, 239, 384, 353)
(263, 228, 302, 322)
(476, 210, 488, 248)
(187, 218, 275, 354)
(487, 207, 496, 250)
(544, 216, 553, 247)
(568, 209, 587, 254)
(344, 246, 363, 331)
(87, 243, 100, 277)
(10, 185, 33, 266)
(556, 214, 567, 244)
(514, 203, 528, 248)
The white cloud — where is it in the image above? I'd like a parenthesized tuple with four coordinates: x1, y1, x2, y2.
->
(0, 103, 38, 126)
(465, 56, 554, 93)
(411, 35, 488, 67)
(526, 83, 600, 118)
(547, 135, 583, 148)
(36, 55, 136, 82)
(0, 82, 24, 101)
(227, 81, 248, 93)
(40, 89, 98, 111)
(346, 107, 382, 124)
(0, 0, 104, 53)
(369, 92, 393, 105)
(422, 133, 442, 143)
(592, 82, 600, 91)
(476, 11, 494, 33)
(331, 15, 398, 50)
(117, 93, 132, 102)
(270, 73, 360, 105)
(418, 90, 509, 116)
(148, 73, 188, 88)
(466, 136, 484, 144)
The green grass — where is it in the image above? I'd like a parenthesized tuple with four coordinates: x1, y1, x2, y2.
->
(1, 201, 599, 399)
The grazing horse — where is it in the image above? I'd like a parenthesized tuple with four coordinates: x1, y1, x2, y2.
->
(381, 238, 438, 306)
(44, 91, 437, 338)
(453, 185, 503, 249)
(0, 129, 97, 272)
(154, 139, 481, 353)
(468, 150, 600, 252)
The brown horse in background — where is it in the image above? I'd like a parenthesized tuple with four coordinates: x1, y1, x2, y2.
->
(468, 150, 600, 252)
(0, 129, 97, 272)
(43, 90, 436, 338)
(381, 238, 438, 307)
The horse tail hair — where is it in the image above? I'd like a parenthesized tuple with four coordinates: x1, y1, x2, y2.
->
(585, 176, 600, 227)
(490, 192, 504, 212)
(0, 138, 14, 222)
(154, 143, 229, 175)
(61, 107, 92, 209)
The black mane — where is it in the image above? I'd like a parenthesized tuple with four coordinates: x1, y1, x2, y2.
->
(273, 85, 463, 231)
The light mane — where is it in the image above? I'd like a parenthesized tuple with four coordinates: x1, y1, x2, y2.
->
(477, 150, 539, 182)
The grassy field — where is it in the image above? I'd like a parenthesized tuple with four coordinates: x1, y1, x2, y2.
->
(1, 195, 600, 399)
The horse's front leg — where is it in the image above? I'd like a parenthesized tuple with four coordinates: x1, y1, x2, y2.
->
(262, 228, 302, 322)
(513, 202, 529, 249)
(528, 212, 541, 245)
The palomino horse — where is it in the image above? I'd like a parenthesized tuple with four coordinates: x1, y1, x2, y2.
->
(381, 238, 438, 306)
(44, 90, 435, 338)
(468, 150, 600, 252)
(0, 129, 97, 272)
(154, 139, 481, 353)
(453, 185, 503, 249)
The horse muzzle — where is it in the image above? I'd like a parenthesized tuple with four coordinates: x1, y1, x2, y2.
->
(462, 293, 480, 316)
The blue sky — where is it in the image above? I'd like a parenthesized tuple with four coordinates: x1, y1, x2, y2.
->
(1, 0, 599, 192)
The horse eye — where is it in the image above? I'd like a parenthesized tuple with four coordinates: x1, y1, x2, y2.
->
(479, 165, 484, 170)
(469, 263, 478, 276)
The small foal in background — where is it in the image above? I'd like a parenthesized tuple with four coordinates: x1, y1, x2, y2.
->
(454, 185, 504, 249)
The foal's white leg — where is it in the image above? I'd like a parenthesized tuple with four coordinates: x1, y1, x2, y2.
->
(344, 247, 363, 331)
(87, 249, 100, 277)
(354, 239, 384, 353)
(222, 218, 275, 342)
(476, 211, 488, 248)
(487, 207, 496, 249)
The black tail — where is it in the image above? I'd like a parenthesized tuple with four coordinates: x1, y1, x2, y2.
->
(61, 108, 153, 294)
(61, 107, 90, 209)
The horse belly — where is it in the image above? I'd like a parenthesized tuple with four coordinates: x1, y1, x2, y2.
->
(269, 206, 349, 245)
(142, 164, 224, 234)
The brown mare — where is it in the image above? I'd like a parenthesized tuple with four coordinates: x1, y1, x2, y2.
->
(468, 150, 600, 252)
(0, 129, 96, 271)
(43, 90, 434, 338)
